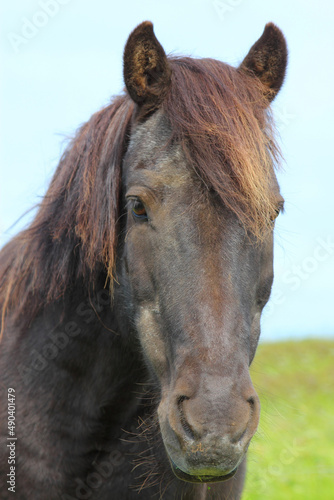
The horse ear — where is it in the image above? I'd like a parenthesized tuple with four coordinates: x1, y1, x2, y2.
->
(239, 23, 288, 102)
(123, 21, 171, 114)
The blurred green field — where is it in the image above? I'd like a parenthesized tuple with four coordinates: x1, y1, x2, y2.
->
(244, 339, 334, 500)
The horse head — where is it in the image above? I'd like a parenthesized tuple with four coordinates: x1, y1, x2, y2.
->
(119, 22, 287, 482)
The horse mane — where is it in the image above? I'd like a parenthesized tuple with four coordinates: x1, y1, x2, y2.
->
(0, 95, 134, 331)
(0, 56, 281, 331)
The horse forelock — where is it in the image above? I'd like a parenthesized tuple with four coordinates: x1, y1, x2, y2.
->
(164, 56, 282, 239)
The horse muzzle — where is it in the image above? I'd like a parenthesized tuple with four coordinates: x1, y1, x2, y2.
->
(158, 370, 260, 483)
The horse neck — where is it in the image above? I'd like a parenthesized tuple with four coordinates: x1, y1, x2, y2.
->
(8, 273, 148, 431)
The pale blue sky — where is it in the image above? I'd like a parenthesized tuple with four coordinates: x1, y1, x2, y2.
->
(1, 0, 333, 341)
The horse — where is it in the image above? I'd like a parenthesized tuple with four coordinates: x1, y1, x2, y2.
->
(0, 21, 287, 500)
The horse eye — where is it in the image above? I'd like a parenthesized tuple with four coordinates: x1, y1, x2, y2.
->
(270, 208, 280, 222)
(132, 200, 148, 220)
(270, 201, 284, 222)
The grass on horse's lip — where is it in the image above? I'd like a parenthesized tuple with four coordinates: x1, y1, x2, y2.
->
(170, 459, 237, 483)
(245, 339, 334, 500)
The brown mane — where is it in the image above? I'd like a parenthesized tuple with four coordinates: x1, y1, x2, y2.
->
(0, 95, 134, 332)
(0, 56, 281, 331)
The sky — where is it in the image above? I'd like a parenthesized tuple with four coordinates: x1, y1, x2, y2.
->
(0, 0, 333, 342)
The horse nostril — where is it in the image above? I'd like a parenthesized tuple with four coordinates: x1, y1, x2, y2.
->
(177, 395, 197, 441)
(247, 395, 255, 410)
(177, 395, 189, 405)
(247, 394, 259, 421)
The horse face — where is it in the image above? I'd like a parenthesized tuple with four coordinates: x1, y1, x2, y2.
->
(121, 110, 276, 482)
(121, 21, 286, 483)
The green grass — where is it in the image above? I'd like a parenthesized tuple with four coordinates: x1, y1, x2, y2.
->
(244, 339, 334, 500)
